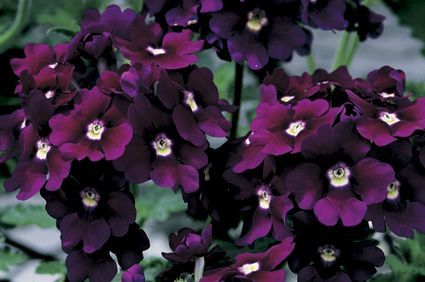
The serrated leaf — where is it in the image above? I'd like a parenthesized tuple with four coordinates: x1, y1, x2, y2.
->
(0, 204, 55, 228)
(135, 184, 186, 223)
(36, 261, 66, 275)
(0, 247, 27, 271)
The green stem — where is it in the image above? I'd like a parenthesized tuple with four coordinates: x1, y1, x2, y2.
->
(194, 256, 205, 282)
(344, 34, 360, 67)
(229, 63, 244, 140)
(306, 52, 317, 73)
(0, 0, 32, 54)
(331, 31, 351, 70)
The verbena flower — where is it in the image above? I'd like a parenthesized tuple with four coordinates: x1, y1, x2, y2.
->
(286, 121, 395, 226)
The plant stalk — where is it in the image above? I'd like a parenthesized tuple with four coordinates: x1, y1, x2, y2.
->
(194, 256, 205, 282)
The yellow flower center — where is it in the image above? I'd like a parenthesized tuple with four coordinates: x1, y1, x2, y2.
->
(285, 121, 306, 137)
(257, 187, 272, 210)
(246, 9, 268, 33)
(153, 134, 173, 157)
(36, 141, 51, 160)
(87, 121, 104, 140)
(146, 46, 166, 56)
(80, 188, 100, 208)
(387, 180, 400, 200)
(327, 164, 351, 187)
(184, 91, 199, 112)
(239, 262, 260, 275)
(280, 96, 295, 103)
(379, 111, 400, 126)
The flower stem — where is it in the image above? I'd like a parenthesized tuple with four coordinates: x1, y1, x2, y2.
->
(194, 256, 205, 282)
(306, 52, 317, 73)
(229, 63, 244, 140)
(331, 31, 351, 70)
(0, 0, 32, 54)
(344, 34, 360, 67)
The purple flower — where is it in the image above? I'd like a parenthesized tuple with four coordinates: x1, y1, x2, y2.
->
(113, 95, 208, 193)
(345, 3, 385, 41)
(156, 67, 232, 146)
(286, 121, 395, 226)
(4, 125, 71, 200)
(42, 165, 136, 253)
(224, 158, 293, 245)
(360, 139, 425, 238)
(207, 2, 309, 69)
(288, 211, 385, 282)
(260, 68, 318, 105)
(66, 248, 117, 282)
(113, 15, 203, 69)
(347, 90, 425, 146)
(201, 237, 294, 282)
(109, 224, 150, 269)
(0, 110, 26, 163)
(11, 43, 68, 76)
(119, 64, 161, 98)
(367, 66, 406, 100)
(301, 0, 348, 30)
(162, 224, 212, 263)
(233, 98, 337, 172)
(67, 5, 137, 60)
(122, 264, 145, 282)
(49, 87, 133, 161)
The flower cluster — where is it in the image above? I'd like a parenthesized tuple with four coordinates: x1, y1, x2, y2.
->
(143, 0, 385, 70)
(3, 1, 423, 282)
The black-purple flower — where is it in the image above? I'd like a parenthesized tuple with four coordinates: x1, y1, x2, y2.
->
(286, 121, 395, 226)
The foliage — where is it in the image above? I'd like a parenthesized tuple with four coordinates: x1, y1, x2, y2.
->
(0, 204, 56, 229)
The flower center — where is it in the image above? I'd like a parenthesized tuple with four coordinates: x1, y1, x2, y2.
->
(246, 9, 268, 33)
(48, 62, 58, 69)
(36, 141, 51, 160)
(146, 46, 166, 56)
(86, 121, 105, 140)
(379, 111, 400, 126)
(387, 180, 400, 200)
(285, 121, 306, 137)
(80, 188, 100, 208)
(379, 92, 395, 99)
(184, 90, 199, 112)
(318, 245, 339, 264)
(152, 133, 173, 157)
(327, 163, 351, 187)
(239, 262, 260, 275)
(45, 90, 55, 99)
(280, 95, 295, 103)
(257, 186, 272, 210)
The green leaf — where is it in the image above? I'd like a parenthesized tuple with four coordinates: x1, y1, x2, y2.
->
(0, 204, 55, 228)
(384, 0, 425, 56)
(0, 247, 27, 271)
(36, 261, 66, 275)
(135, 184, 187, 223)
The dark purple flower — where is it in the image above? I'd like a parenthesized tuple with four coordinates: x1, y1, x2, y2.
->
(367, 65, 406, 100)
(286, 121, 395, 226)
(201, 237, 294, 282)
(345, 3, 385, 41)
(66, 248, 117, 282)
(11, 43, 68, 76)
(359, 138, 425, 238)
(156, 67, 232, 146)
(208, 1, 309, 69)
(113, 15, 203, 69)
(119, 64, 161, 98)
(67, 5, 137, 60)
(301, 0, 348, 30)
(260, 68, 318, 105)
(288, 211, 385, 282)
(347, 90, 425, 146)
(49, 87, 133, 161)
(0, 110, 26, 163)
(122, 264, 145, 282)
(224, 158, 293, 246)
(163, 224, 212, 263)
(4, 125, 71, 200)
(114, 95, 208, 193)
(42, 164, 136, 253)
(109, 224, 150, 269)
(233, 98, 337, 172)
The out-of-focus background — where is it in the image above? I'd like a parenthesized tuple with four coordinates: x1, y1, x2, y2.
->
(0, 0, 424, 281)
